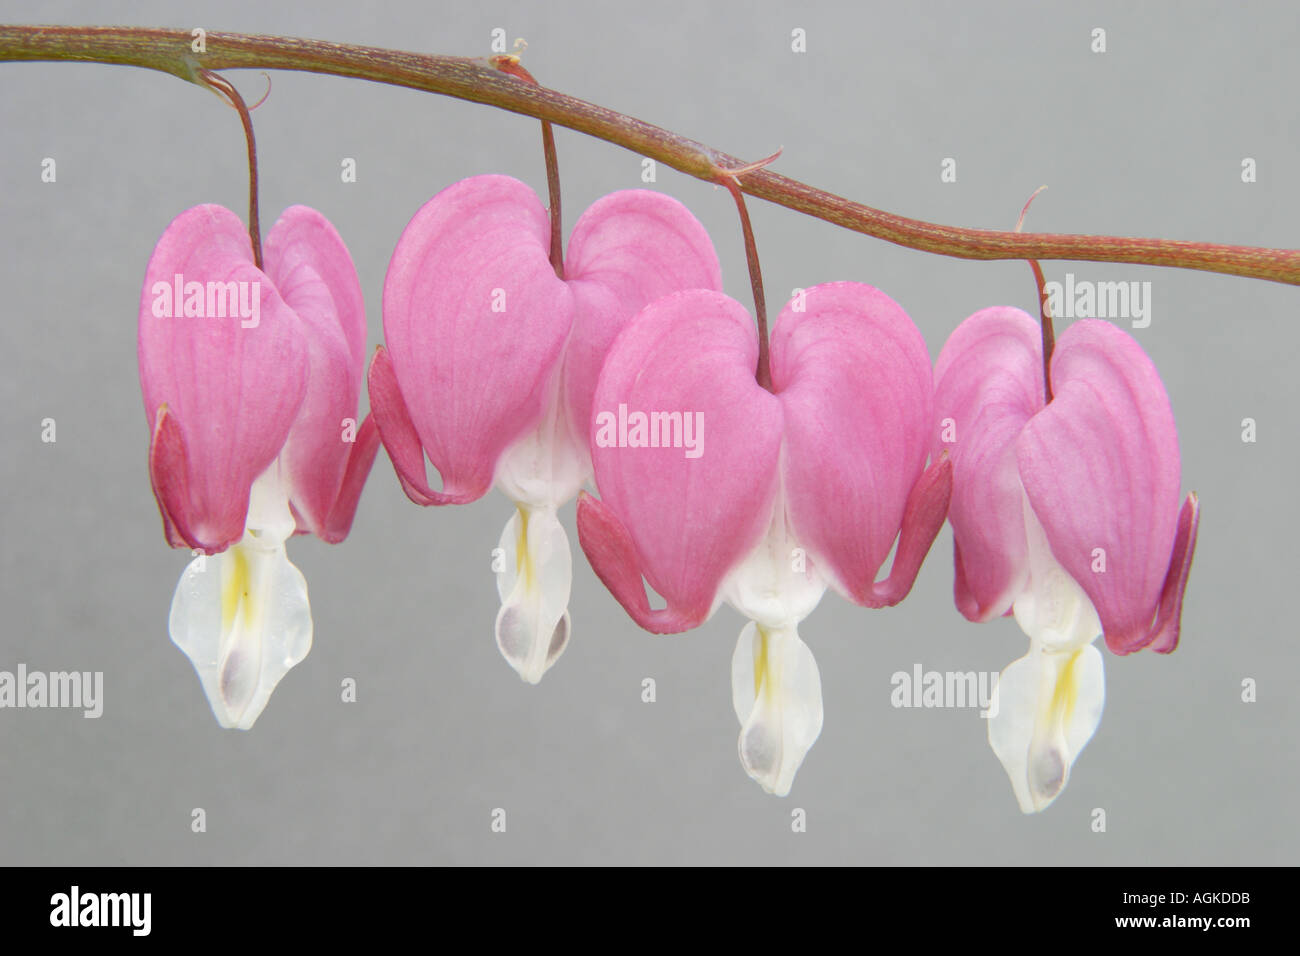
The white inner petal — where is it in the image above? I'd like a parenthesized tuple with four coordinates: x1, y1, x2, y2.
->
(987, 491, 1107, 812)
(1013, 494, 1103, 654)
(169, 463, 312, 730)
(987, 640, 1105, 813)
(494, 505, 572, 684)
(731, 621, 824, 797)
(720, 495, 827, 629)
(494, 370, 588, 511)
(719, 487, 828, 795)
(489, 366, 585, 682)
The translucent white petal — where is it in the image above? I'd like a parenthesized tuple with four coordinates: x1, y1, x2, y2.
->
(494, 508, 523, 606)
(244, 460, 296, 543)
(731, 621, 824, 797)
(494, 506, 572, 684)
(494, 376, 588, 511)
(986, 492, 1109, 810)
(169, 537, 313, 730)
(987, 640, 1105, 813)
(1013, 494, 1103, 654)
(720, 498, 827, 629)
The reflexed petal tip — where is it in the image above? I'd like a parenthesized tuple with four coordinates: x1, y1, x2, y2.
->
(862, 453, 952, 608)
(148, 404, 203, 551)
(319, 414, 382, 543)
(1140, 491, 1200, 655)
(575, 491, 706, 634)
(367, 345, 482, 506)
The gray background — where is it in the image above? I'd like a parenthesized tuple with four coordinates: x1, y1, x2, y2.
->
(1, 0, 1296, 865)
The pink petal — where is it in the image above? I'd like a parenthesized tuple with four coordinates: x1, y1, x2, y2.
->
(368, 345, 477, 506)
(147, 404, 201, 550)
(263, 205, 367, 370)
(1144, 491, 1200, 654)
(262, 206, 373, 539)
(576, 492, 707, 633)
(562, 189, 722, 464)
(868, 455, 953, 607)
(772, 282, 938, 606)
(381, 175, 572, 502)
(321, 414, 382, 544)
(585, 290, 783, 631)
(138, 204, 308, 551)
(1016, 319, 1183, 654)
(932, 307, 1046, 620)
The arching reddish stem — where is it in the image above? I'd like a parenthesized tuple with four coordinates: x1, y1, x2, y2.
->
(199, 69, 263, 269)
(491, 55, 563, 278)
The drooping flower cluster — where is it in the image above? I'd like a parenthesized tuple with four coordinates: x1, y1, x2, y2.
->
(137, 177, 1197, 809)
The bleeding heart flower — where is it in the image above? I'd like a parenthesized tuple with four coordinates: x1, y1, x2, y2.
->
(139, 204, 380, 729)
(932, 307, 1199, 812)
(577, 283, 952, 795)
(368, 174, 721, 684)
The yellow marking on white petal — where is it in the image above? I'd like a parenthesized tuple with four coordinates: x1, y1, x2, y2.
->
(1024, 647, 1087, 808)
(1045, 647, 1082, 731)
(753, 625, 771, 700)
(221, 545, 250, 634)
(514, 504, 533, 593)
